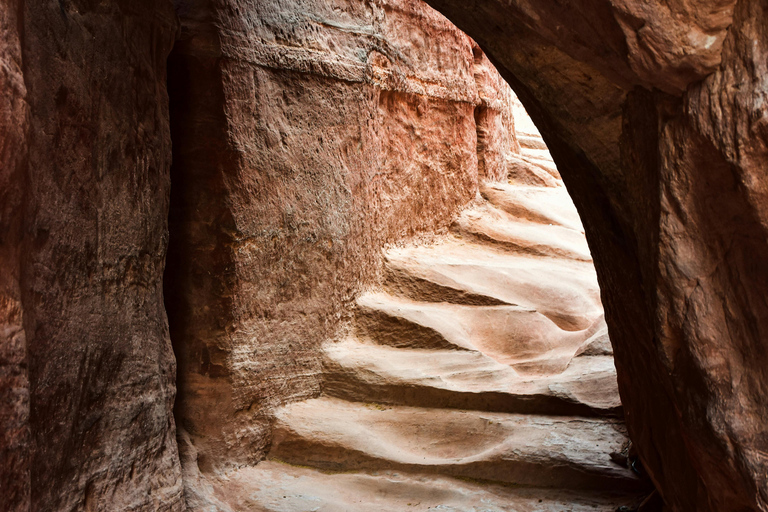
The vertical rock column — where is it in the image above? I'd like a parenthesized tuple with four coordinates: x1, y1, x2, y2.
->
(19, 1, 183, 510)
(0, 1, 29, 510)
(471, 45, 520, 182)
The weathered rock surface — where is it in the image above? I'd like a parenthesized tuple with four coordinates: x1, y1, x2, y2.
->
(383, 238, 601, 330)
(3, 1, 184, 510)
(166, 0, 521, 496)
(269, 397, 636, 489)
(0, 1, 29, 510)
(206, 138, 645, 509)
(423, 0, 768, 509)
(355, 292, 600, 374)
(323, 338, 622, 415)
(215, 461, 638, 512)
(5, 0, 766, 508)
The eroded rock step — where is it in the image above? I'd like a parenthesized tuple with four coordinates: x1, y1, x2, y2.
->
(268, 397, 642, 491)
(216, 460, 644, 512)
(517, 134, 548, 150)
(383, 240, 602, 330)
(355, 292, 601, 374)
(479, 181, 584, 232)
(507, 154, 562, 188)
(521, 147, 554, 164)
(322, 337, 622, 416)
(452, 202, 592, 261)
(246, 166, 631, 509)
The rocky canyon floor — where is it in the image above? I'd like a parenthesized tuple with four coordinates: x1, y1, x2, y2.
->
(207, 121, 648, 511)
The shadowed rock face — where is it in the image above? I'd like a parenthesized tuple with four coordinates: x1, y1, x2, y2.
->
(422, 0, 768, 510)
(0, 1, 29, 510)
(2, 0, 522, 508)
(206, 121, 649, 510)
(3, 0, 768, 510)
(2, 1, 183, 510)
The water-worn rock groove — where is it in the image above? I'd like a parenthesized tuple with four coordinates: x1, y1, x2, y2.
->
(212, 115, 646, 511)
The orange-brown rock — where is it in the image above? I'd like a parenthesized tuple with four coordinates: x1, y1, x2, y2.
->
(423, 0, 768, 509)
(206, 136, 647, 509)
(2, 0, 525, 508)
(4, 0, 768, 509)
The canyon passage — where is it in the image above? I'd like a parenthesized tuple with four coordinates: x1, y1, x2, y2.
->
(2, 0, 768, 510)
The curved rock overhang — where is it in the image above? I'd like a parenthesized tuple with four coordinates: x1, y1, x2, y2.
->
(422, 0, 768, 510)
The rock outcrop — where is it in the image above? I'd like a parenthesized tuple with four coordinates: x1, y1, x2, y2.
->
(165, 0, 520, 494)
(423, 0, 768, 510)
(3, 0, 525, 507)
(4, 0, 768, 509)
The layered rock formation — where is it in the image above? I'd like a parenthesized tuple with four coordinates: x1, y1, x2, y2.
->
(3, 0, 525, 507)
(207, 126, 648, 511)
(165, 0, 520, 496)
(422, 0, 768, 510)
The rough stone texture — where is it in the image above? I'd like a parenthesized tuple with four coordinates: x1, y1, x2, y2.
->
(269, 397, 636, 490)
(214, 461, 641, 512)
(6, 0, 766, 509)
(324, 338, 622, 416)
(473, 46, 520, 181)
(206, 141, 647, 509)
(166, 0, 520, 494)
(0, 1, 29, 510)
(8, 1, 184, 510)
(422, 0, 768, 510)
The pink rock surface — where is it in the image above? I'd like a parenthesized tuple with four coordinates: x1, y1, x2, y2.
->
(214, 461, 640, 512)
(166, 0, 521, 491)
(211, 147, 641, 509)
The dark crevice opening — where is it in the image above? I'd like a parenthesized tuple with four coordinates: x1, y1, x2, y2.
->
(163, 41, 191, 430)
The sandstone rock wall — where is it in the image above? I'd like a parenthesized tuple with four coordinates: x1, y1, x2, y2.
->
(3, 1, 184, 510)
(1, 0, 522, 508)
(473, 45, 520, 181)
(423, 0, 768, 510)
(10, 0, 765, 509)
(166, 0, 519, 488)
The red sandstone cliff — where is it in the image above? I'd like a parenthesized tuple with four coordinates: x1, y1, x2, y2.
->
(0, 0, 520, 509)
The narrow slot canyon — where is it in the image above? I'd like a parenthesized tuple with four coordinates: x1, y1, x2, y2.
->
(2, 0, 768, 511)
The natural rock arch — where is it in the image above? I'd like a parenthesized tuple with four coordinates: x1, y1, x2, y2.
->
(420, 1, 768, 510)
